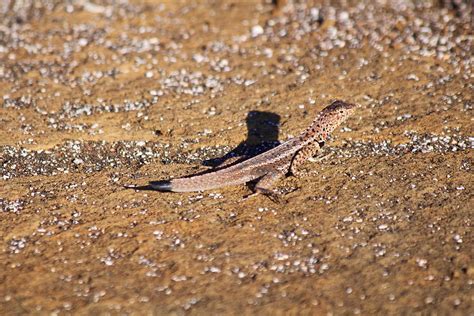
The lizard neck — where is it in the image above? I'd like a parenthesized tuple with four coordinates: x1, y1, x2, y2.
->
(300, 117, 334, 144)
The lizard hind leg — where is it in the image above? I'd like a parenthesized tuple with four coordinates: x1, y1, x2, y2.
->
(254, 172, 285, 203)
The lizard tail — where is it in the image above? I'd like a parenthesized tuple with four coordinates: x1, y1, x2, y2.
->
(149, 167, 257, 192)
(149, 180, 173, 191)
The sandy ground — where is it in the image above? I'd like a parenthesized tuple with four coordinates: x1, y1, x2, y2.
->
(0, 0, 473, 314)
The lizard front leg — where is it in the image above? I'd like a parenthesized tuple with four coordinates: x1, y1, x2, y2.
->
(290, 142, 321, 177)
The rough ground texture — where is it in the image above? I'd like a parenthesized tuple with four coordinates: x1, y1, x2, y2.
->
(0, 0, 473, 314)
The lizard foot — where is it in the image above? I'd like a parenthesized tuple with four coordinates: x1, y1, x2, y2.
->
(308, 151, 335, 163)
(242, 192, 258, 200)
(256, 188, 285, 204)
(242, 189, 285, 204)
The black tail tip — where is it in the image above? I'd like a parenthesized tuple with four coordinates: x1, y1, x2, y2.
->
(149, 180, 173, 191)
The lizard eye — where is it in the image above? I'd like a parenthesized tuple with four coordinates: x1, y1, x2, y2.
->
(318, 141, 325, 147)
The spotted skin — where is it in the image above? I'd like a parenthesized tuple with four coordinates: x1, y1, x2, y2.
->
(290, 142, 322, 177)
(150, 100, 357, 193)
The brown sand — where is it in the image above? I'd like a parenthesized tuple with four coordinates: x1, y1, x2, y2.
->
(0, 0, 472, 314)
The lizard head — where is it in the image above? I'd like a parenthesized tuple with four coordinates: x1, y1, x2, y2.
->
(320, 100, 357, 121)
(307, 100, 357, 142)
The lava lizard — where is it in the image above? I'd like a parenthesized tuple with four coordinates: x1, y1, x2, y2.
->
(149, 100, 356, 196)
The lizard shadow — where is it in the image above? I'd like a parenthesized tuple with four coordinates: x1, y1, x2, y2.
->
(202, 110, 281, 168)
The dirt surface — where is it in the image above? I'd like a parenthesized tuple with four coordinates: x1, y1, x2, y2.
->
(1, 0, 473, 314)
